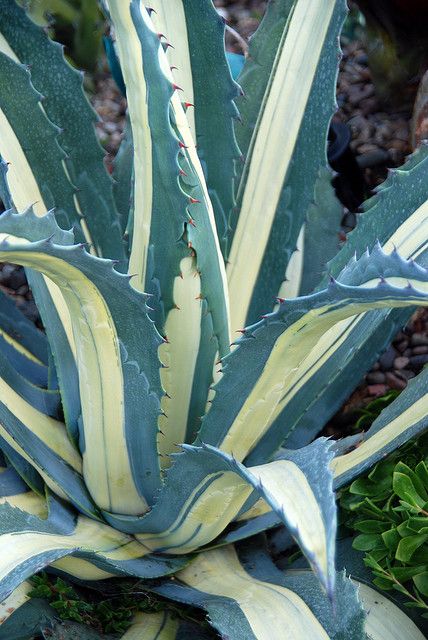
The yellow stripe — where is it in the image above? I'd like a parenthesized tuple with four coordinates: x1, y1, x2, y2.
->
(220, 272, 428, 460)
(158, 256, 202, 466)
(249, 459, 328, 579)
(0, 581, 31, 624)
(227, 0, 336, 333)
(122, 612, 179, 640)
(356, 581, 426, 640)
(108, 0, 153, 293)
(332, 390, 428, 480)
(0, 327, 44, 367)
(0, 516, 148, 584)
(275, 223, 306, 302)
(177, 546, 330, 639)
(0, 492, 48, 518)
(136, 472, 252, 553)
(0, 376, 81, 471)
(51, 557, 115, 580)
(236, 497, 270, 522)
(0, 246, 146, 515)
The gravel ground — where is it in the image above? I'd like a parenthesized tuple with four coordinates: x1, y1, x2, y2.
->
(0, 1, 426, 429)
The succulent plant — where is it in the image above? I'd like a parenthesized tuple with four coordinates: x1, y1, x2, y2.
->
(0, 1, 427, 637)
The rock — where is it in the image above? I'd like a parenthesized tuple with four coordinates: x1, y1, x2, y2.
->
(385, 372, 407, 390)
(409, 354, 428, 367)
(393, 356, 409, 370)
(366, 371, 386, 384)
(412, 345, 428, 355)
(411, 333, 428, 346)
(367, 384, 388, 396)
(395, 339, 409, 353)
(379, 346, 398, 371)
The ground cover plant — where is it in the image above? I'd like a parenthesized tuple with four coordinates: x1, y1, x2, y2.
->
(1, 0, 428, 637)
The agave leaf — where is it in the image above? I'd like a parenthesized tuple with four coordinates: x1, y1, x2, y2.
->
(200, 245, 428, 463)
(104, 438, 335, 595)
(147, 0, 241, 254)
(152, 543, 365, 640)
(261, 145, 428, 454)
(0, 0, 126, 261)
(0, 209, 163, 515)
(0, 496, 186, 604)
(0, 286, 48, 387)
(333, 365, 428, 488)
(0, 592, 56, 640)
(113, 116, 134, 239)
(108, 0, 230, 463)
(121, 612, 179, 640)
(0, 134, 81, 442)
(228, 0, 346, 331)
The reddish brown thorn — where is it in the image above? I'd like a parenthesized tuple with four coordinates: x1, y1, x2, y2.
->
(157, 33, 166, 40)
(146, 7, 156, 16)
(179, 169, 187, 176)
(189, 197, 200, 204)
(172, 83, 183, 92)
(184, 102, 194, 109)
(338, 230, 347, 243)
(164, 42, 174, 50)
(236, 329, 246, 334)
(179, 271, 183, 279)
(187, 241, 193, 249)
(170, 65, 178, 71)
(179, 141, 188, 149)
(188, 217, 196, 227)
(195, 293, 204, 300)
(173, 303, 181, 310)
(163, 335, 170, 344)
(276, 297, 285, 303)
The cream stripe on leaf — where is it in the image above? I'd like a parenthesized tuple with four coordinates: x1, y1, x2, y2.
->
(109, 2, 230, 462)
(228, 0, 346, 331)
(121, 612, 179, 640)
(0, 0, 126, 261)
(0, 84, 81, 442)
(247, 144, 428, 463)
(103, 439, 335, 596)
(356, 581, 426, 640)
(0, 496, 188, 604)
(333, 364, 428, 488)
(0, 209, 163, 515)
(0, 287, 49, 388)
(199, 245, 428, 461)
(151, 545, 365, 640)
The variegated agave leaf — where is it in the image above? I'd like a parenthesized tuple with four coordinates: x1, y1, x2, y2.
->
(0, 1, 427, 639)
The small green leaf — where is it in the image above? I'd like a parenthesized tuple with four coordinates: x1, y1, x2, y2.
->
(382, 528, 400, 552)
(354, 519, 390, 533)
(396, 534, 428, 563)
(353, 533, 384, 552)
(393, 472, 426, 510)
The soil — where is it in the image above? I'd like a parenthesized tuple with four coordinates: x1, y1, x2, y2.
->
(0, 1, 426, 436)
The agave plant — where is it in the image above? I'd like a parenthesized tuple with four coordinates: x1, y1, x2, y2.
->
(0, 0, 427, 638)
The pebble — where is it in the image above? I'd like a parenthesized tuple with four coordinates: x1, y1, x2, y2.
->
(413, 346, 428, 355)
(409, 354, 428, 367)
(385, 372, 407, 391)
(367, 384, 388, 396)
(366, 371, 386, 384)
(379, 346, 398, 371)
(411, 333, 428, 346)
(393, 356, 409, 370)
